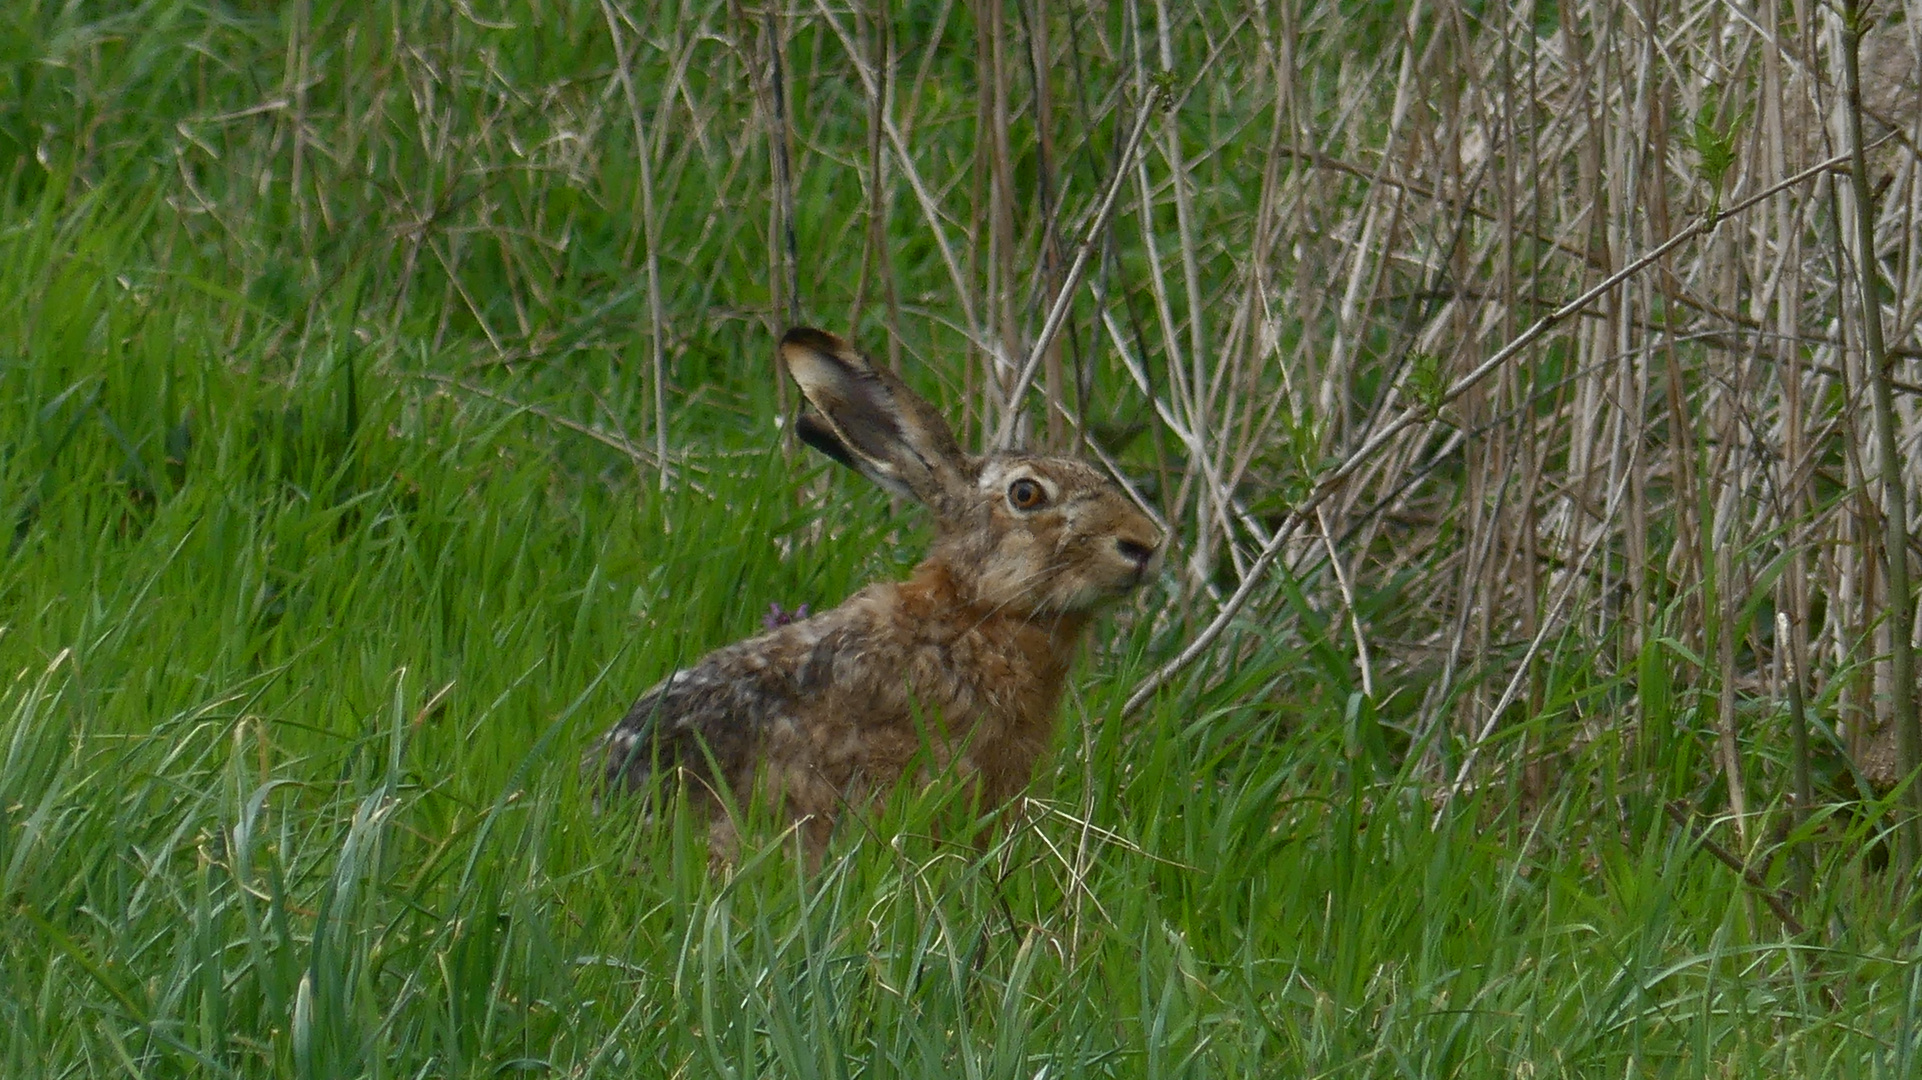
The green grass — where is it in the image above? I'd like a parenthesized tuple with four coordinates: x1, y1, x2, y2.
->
(1, 2, 1919, 1077)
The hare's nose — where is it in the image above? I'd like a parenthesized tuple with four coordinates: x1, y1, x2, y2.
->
(1116, 538, 1155, 570)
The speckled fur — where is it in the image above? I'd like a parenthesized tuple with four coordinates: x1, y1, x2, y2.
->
(589, 328, 1162, 862)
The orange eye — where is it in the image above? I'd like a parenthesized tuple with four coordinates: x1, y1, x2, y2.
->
(1007, 477, 1047, 509)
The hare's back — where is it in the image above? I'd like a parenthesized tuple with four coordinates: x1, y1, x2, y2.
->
(596, 611, 870, 798)
(596, 649, 794, 797)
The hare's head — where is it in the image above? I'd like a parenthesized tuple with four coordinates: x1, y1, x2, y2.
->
(781, 328, 1163, 618)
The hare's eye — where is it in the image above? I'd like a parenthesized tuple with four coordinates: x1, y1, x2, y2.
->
(1007, 477, 1047, 510)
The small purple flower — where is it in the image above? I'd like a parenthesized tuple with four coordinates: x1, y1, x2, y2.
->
(763, 602, 811, 631)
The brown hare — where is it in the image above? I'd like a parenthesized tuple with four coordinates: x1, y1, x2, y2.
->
(588, 327, 1162, 861)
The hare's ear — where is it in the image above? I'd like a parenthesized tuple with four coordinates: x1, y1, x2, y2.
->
(780, 328, 974, 516)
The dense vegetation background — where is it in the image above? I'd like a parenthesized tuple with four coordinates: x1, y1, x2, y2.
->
(2, 0, 1920, 1075)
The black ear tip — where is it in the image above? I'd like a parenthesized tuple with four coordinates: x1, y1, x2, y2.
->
(782, 327, 846, 352)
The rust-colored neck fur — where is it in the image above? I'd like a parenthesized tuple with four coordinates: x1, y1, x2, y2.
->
(899, 558, 1092, 664)
(894, 557, 1092, 745)
(893, 558, 1092, 802)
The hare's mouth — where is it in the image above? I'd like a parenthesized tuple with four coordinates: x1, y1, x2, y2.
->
(1112, 566, 1155, 598)
(1058, 562, 1155, 612)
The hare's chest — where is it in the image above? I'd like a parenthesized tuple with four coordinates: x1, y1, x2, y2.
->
(893, 622, 1072, 748)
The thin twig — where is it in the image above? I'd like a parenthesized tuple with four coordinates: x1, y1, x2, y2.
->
(1664, 801, 1805, 937)
(1318, 505, 1374, 699)
(1841, 0, 1921, 882)
(991, 93, 1161, 449)
(598, 0, 672, 489)
(409, 371, 702, 491)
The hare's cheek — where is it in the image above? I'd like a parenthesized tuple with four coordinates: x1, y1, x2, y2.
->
(1057, 577, 1112, 614)
(969, 549, 1021, 606)
(999, 530, 1046, 567)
